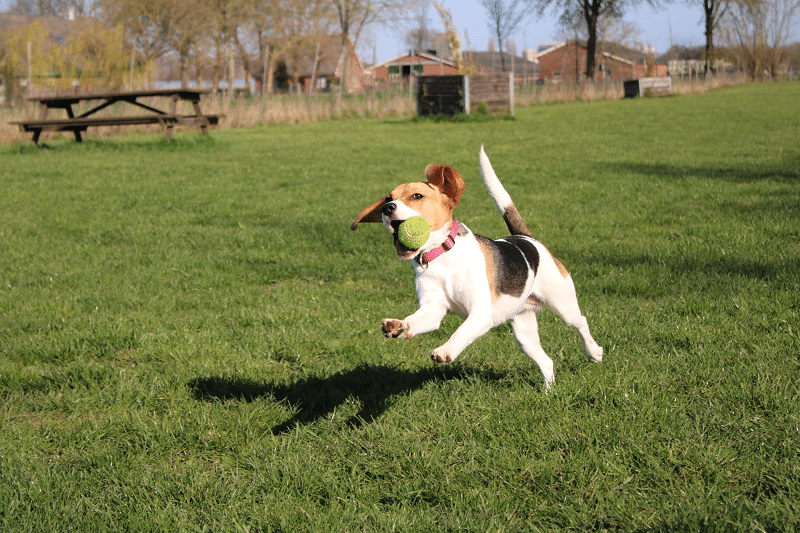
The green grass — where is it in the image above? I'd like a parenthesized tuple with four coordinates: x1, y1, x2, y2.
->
(1, 82, 799, 531)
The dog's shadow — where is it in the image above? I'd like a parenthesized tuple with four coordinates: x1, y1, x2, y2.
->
(189, 363, 508, 434)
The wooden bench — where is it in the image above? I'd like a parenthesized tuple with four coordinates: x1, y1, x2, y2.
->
(10, 89, 223, 144)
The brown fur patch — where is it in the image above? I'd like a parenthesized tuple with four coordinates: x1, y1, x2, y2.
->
(477, 237, 499, 301)
(389, 182, 453, 231)
(553, 256, 569, 278)
(540, 243, 570, 278)
(424, 164, 465, 209)
(352, 164, 464, 231)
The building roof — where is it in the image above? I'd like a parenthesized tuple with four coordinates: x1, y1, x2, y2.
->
(372, 50, 455, 70)
(461, 50, 538, 76)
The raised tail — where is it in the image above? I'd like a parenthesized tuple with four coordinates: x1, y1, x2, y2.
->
(479, 146, 533, 237)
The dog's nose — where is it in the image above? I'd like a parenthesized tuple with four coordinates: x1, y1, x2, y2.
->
(381, 202, 396, 216)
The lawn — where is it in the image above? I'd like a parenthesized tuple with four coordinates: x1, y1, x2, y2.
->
(1, 82, 798, 531)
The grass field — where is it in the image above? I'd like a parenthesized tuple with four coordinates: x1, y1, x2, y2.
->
(1, 82, 798, 531)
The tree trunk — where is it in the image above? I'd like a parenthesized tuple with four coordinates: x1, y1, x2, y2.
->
(266, 49, 275, 95)
(213, 42, 222, 91)
(180, 49, 189, 88)
(233, 35, 252, 96)
(337, 33, 349, 108)
(583, 0, 599, 79)
(704, 0, 714, 75)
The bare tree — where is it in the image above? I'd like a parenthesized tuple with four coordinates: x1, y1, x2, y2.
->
(166, 0, 210, 87)
(480, 0, 531, 71)
(241, 0, 333, 95)
(247, 0, 292, 95)
(685, 0, 731, 74)
(558, 9, 641, 47)
(405, 0, 435, 53)
(329, 0, 410, 100)
(96, 0, 174, 66)
(534, 0, 662, 79)
(721, 0, 800, 78)
(281, 0, 336, 91)
(199, 0, 249, 94)
(7, 0, 90, 17)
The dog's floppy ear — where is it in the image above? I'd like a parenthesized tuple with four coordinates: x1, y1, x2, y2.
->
(425, 164, 465, 208)
(351, 195, 388, 230)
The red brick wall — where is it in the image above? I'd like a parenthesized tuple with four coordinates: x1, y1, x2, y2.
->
(537, 44, 638, 82)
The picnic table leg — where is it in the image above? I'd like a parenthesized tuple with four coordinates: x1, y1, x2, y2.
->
(192, 101, 210, 135)
(165, 95, 177, 140)
(31, 104, 47, 145)
(64, 105, 82, 143)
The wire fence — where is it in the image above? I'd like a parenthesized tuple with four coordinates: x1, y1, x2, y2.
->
(1, 73, 751, 144)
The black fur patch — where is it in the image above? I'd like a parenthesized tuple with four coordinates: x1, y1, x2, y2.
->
(476, 235, 540, 298)
(504, 236, 540, 274)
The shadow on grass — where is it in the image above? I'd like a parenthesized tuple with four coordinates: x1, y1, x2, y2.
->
(577, 247, 799, 285)
(189, 363, 509, 434)
(5, 136, 222, 155)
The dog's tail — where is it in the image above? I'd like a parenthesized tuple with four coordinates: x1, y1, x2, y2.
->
(479, 146, 533, 237)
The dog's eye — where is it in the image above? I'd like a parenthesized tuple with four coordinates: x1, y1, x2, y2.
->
(411, 193, 424, 200)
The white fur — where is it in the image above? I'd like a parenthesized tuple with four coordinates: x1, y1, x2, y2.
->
(479, 145, 513, 213)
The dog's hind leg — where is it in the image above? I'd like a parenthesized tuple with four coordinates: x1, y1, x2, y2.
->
(545, 294, 604, 363)
(510, 311, 555, 389)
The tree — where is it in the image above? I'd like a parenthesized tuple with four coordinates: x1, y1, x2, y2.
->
(166, 0, 210, 87)
(199, 0, 252, 94)
(405, 0, 435, 53)
(328, 0, 410, 99)
(534, 0, 662, 79)
(7, 0, 91, 17)
(241, 0, 333, 96)
(721, 0, 800, 78)
(480, 0, 531, 71)
(96, 0, 173, 66)
(246, 0, 292, 95)
(431, 0, 466, 71)
(280, 0, 336, 91)
(687, 0, 731, 74)
(557, 8, 641, 49)
(66, 19, 132, 90)
(0, 21, 60, 104)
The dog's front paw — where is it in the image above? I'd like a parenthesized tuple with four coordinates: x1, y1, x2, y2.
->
(382, 319, 409, 339)
(430, 348, 452, 364)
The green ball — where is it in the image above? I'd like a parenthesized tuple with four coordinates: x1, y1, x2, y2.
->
(397, 216, 430, 250)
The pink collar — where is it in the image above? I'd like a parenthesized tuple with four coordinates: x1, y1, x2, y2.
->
(417, 219, 459, 265)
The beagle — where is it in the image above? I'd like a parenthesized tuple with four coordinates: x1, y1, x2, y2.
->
(351, 147, 603, 387)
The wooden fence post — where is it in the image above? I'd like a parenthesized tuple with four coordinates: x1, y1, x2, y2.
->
(509, 72, 515, 117)
(464, 75, 470, 114)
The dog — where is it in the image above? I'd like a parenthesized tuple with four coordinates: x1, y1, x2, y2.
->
(350, 146, 603, 387)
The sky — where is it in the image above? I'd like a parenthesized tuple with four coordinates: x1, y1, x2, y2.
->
(372, 0, 707, 62)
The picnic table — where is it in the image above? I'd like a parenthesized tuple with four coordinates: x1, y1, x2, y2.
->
(10, 88, 223, 145)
